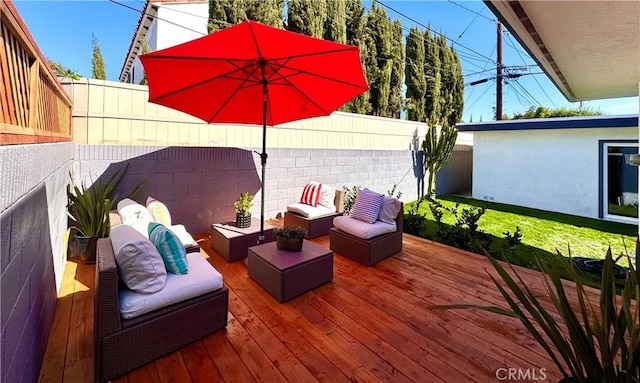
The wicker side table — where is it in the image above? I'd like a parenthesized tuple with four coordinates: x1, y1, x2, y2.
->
(211, 219, 274, 262)
(247, 241, 333, 302)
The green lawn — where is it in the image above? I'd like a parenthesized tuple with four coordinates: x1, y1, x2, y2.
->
(405, 195, 637, 284)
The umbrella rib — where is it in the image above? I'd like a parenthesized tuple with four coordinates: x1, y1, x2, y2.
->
(150, 61, 259, 102)
(205, 61, 264, 123)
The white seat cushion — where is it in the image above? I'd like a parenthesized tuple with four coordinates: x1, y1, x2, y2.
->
(333, 215, 396, 239)
(287, 202, 337, 218)
(169, 224, 197, 247)
(118, 252, 224, 319)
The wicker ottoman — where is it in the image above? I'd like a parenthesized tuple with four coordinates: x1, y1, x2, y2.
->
(247, 241, 333, 302)
(211, 220, 274, 262)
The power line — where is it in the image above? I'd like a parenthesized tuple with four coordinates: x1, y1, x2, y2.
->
(505, 32, 556, 107)
(374, 0, 498, 65)
(466, 81, 493, 110)
(108, 0, 206, 36)
(446, 0, 495, 23)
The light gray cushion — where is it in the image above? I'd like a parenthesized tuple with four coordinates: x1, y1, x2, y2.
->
(118, 252, 223, 319)
(333, 216, 397, 239)
(378, 196, 402, 224)
(110, 224, 167, 294)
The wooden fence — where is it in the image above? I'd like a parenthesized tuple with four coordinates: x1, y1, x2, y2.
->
(0, 0, 72, 145)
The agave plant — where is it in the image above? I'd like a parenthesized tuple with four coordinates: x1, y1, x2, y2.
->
(432, 246, 640, 382)
(67, 164, 143, 238)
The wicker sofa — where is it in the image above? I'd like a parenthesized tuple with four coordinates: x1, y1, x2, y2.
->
(94, 215, 229, 382)
(329, 203, 403, 266)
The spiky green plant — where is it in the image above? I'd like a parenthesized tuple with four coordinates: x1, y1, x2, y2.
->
(432, 246, 640, 382)
(421, 117, 457, 198)
(67, 164, 144, 237)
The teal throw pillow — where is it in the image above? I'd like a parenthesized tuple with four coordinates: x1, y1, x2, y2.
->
(148, 222, 188, 274)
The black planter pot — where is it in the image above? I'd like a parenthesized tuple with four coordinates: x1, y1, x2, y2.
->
(236, 213, 252, 229)
(76, 235, 98, 264)
(276, 237, 304, 252)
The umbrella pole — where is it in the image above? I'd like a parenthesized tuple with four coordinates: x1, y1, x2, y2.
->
(258, 81, 267, 244)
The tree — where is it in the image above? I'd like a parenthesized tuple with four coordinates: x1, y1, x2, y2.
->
(324, 0, 347, 43)
(423, 29, 441, 121)
(245, 0, 284, 28)
(48, 60, 81, 80)
(139, 38, 150, 85)
(366, 3, 392, 117)
(91, 34, 106, 80)
(388, 19, 404, 119)
(208, 0, 247, 33)
(287, 0, 327, 38)
(508, 105, 602, 119)
(421, 117, 458, 198)
(341, 0, 370, 114)
(404, 26, 426, 122)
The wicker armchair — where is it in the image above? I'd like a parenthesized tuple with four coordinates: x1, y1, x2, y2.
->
(329, 203, 403, 266)
(284, 189, 345, 238)
(94, 239, 228, 383)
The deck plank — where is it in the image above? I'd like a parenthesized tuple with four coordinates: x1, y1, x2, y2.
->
(38, 231, 583, 383)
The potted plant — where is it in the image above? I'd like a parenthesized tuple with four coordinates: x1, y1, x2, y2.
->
(432, 246, 640, 382)
(274, 226, 307, 252)
(234, 192, 254, 229)
(67, 164, 143, 263)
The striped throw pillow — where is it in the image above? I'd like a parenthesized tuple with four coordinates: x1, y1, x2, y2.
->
(148, 222, 188, 275)
(300, 183, 323, 207)
(350, 189, 384, 224)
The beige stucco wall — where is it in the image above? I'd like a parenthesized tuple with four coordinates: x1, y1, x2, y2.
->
(61, 78, 432, 150)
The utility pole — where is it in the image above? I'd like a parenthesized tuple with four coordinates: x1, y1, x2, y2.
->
(496, 21, 503, 120)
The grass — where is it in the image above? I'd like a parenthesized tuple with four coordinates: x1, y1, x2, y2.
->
(405, 195, 638, 285)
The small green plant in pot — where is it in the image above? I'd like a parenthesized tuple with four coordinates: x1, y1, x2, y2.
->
(274, 226, 307, 252)
(67, 164, 143, 263)
(431, 244, 640, 383)
(234, 192, 254, 229)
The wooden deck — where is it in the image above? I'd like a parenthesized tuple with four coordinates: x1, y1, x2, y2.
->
(37, 231, 593, 383)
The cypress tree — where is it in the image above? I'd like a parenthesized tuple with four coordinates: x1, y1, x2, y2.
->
(449, 46, 464, 125)
(91, 34, 107, 80)
(405, 26, 426, 122)
(388, 19, 404, 119)
(287, 0, 327, 38)
(423, 28, 441, 121)
(366, 3, 392, 117)
(139, 38, 150, 85)
(342, 0, 370, 114)
(244, 0, 284, 28)
(324, 0, 347, 43)
(208, 0, 246, 33)
(438, 35, 454, 123)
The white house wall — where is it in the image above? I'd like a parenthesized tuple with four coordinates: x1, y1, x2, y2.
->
(472, 127, 637, 219)
(155, 2, 208, 50)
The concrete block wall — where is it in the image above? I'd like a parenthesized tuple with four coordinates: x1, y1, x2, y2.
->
(0, 143, 74, 383)
(75, 145, 422, 234)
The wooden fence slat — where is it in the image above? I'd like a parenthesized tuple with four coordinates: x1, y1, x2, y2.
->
(1, 24, 18, 125)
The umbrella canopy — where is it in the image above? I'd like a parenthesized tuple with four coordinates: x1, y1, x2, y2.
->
(140, 20, 368, 241)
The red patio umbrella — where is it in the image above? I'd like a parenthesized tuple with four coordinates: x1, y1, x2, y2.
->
(140, 20, 368, 242)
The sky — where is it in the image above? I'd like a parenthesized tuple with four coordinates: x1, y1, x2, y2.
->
(13, 0, 639, 123)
